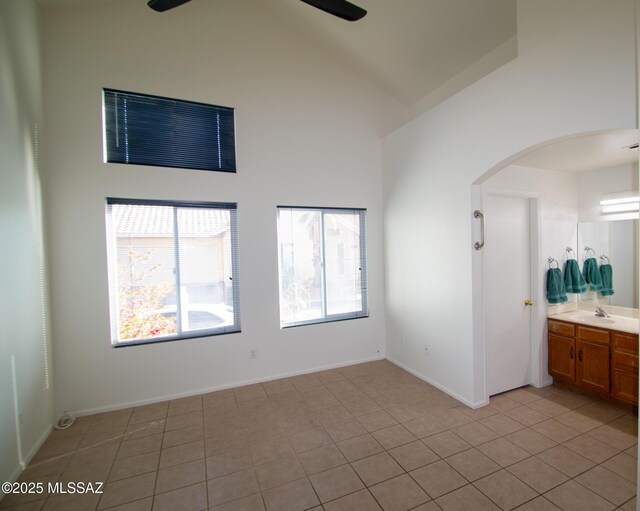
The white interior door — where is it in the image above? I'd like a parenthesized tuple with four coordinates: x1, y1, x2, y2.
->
(486, 195, 532, 396)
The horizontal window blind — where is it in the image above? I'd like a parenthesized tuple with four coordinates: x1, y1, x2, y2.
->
(103, 89, 236, 172)
(277, 206, 368, 328)
(106, 198, 240, 346)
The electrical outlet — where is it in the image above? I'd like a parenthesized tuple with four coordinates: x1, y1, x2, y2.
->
(250, 349, 257, 359)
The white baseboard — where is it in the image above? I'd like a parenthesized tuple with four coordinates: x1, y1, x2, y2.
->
(1, 423, 53, 501)
(68, 354, 386, 417)
(386, 357, 488, 409)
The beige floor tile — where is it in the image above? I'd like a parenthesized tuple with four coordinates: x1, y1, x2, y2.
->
(117, 434, 163, 460)
(152, 482, 207, 511)
(531, 419, 580, 443)
(435, 484, 500, 511)
(504, 388, 542, 404)
(122, 420, 165, 441)
(369, 474, 430, 511)
(371, 424, 416, 450)
(337, 434, 384, 462)
(474, 469, 538, 510)
(451, 422, 500, 447)
(298, 444, 347, 475)
(343, 398, 383, 416)
(476, 437, 530, 467)
(41, 492, 101, 511)
(357, 411, 399, 433)
(108, 451, 159, 482)
(546, 391, 592, 410)
(410, 460, 467, 499)
(536, 445, 594, 478)
(155, 459, 205, 494)
(159, 439, 205, 469)
(624, 445, 638, 458)
(479, 414, 526, 436)
(587, 423, 637, 451)
(600, 452, 637, 483)
(513, 496, 561, 511)
(289, 428, 333, 453)
(164, 410, 203, 432)
(202, 390, 236, 410)
(388, 440, 439, 472)
(309, 464, 365, 503)
(571, 402, 625, 424)
(445, 448, 501, 482)
(403, 416, 448, 439)
(315, 405, 353, 426)
(505, 428, 557, 455)
(526, 399, 571, 418)
(207, 468, 260, 508)
(422, 431, 472, 459)
(101, 497, 153, 510)
(574, 465, 636, 506)
(351, 452, 404, 486)
(562, 434, 619, 464)
(504, 406, 548, 427)
(255, 456, 306, 490)
(619, 496, 637, 511)
(544, 480, 615, 511)
(168, 396, 202, 417)
(458, 405, 501, 420)
(322, 489, 382, 511)
(553, 410, 602, 433)
(325, 418, 368, 443)
(490, 395, 520, 412)
(433, 409, 474, 429)
(250, 437, 295, 466)
(507, 456, 568, 493)
(130, 402, 168, 425)
(97, 472, 156, 510)
(206, 448, 253, 479)
(161, 424, 204, 449)
(209, 493, 265, 511)
(234, 384, 268, 403)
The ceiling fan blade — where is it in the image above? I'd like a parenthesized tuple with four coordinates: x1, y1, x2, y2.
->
(299, 0, 367, 21)
(147, 0, 192, 12)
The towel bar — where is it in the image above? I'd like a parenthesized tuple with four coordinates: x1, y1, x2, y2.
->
(473, 210, 484, 250)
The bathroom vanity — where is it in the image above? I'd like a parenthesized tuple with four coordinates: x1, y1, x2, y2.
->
(548, 309, 639, 407)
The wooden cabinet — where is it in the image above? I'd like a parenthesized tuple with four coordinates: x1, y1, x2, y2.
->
(548, 319, 638, 406)
(611, 332, 639, 404)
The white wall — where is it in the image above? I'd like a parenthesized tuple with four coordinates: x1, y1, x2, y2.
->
(41, 0, 406, 414)
(0, 0, 54, 491)
(382, 0, 636, 406)
(577, 163, 638, 222)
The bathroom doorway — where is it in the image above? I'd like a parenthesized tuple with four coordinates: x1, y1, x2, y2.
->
(485, 192, 536, 395)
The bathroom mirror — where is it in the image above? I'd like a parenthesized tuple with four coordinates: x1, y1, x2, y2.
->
(577, 219, 638, 308)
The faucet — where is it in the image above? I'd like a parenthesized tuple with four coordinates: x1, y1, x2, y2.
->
(595, 305, 610, 317)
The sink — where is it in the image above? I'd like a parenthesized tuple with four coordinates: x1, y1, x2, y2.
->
(566, 315, 615, 325)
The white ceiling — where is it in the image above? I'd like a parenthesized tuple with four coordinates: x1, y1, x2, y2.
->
(265, 0, 517, 106)
(514, 130, 639, 173)
(41, 0, 518, 108)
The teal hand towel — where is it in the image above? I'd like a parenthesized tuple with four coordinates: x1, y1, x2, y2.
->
(582, 257, 603, 291)
(600, 264, 614, 296)
(547, 267, 567, 304)
(564, 259, 586, 293)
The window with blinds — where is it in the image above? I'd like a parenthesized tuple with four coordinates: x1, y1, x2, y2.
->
(102, 89, 236, 172)
(105, 199, 240, 346)
(277, 207, 368, 328)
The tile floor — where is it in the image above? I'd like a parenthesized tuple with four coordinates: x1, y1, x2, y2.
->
(1, 360, 637, 511)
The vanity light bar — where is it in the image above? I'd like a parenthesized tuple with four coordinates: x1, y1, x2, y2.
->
(600, 191, 639, 215)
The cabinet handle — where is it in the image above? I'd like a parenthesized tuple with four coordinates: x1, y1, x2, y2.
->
(578, 349, 583, 362)
(570, 346, 574, 359)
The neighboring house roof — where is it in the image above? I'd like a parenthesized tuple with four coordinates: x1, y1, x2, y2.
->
(111, 204, 229, 237)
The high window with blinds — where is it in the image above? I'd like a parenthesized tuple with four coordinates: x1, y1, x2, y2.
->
(102, 89, 236, 172)
(105, 199, 240, 346)
(277, 207, 368, 328)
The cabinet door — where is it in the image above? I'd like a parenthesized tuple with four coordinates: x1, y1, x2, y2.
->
(549, 333, 575, 382)
(612, 367, 639, 404)
(576, 340, 609, 393)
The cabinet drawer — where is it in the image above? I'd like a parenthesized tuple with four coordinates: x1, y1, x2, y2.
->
(613, 351, 639, 369)
(577, 326, 609, 345)
(549, 320, 575, 338)
(613, 333, 639, 354)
